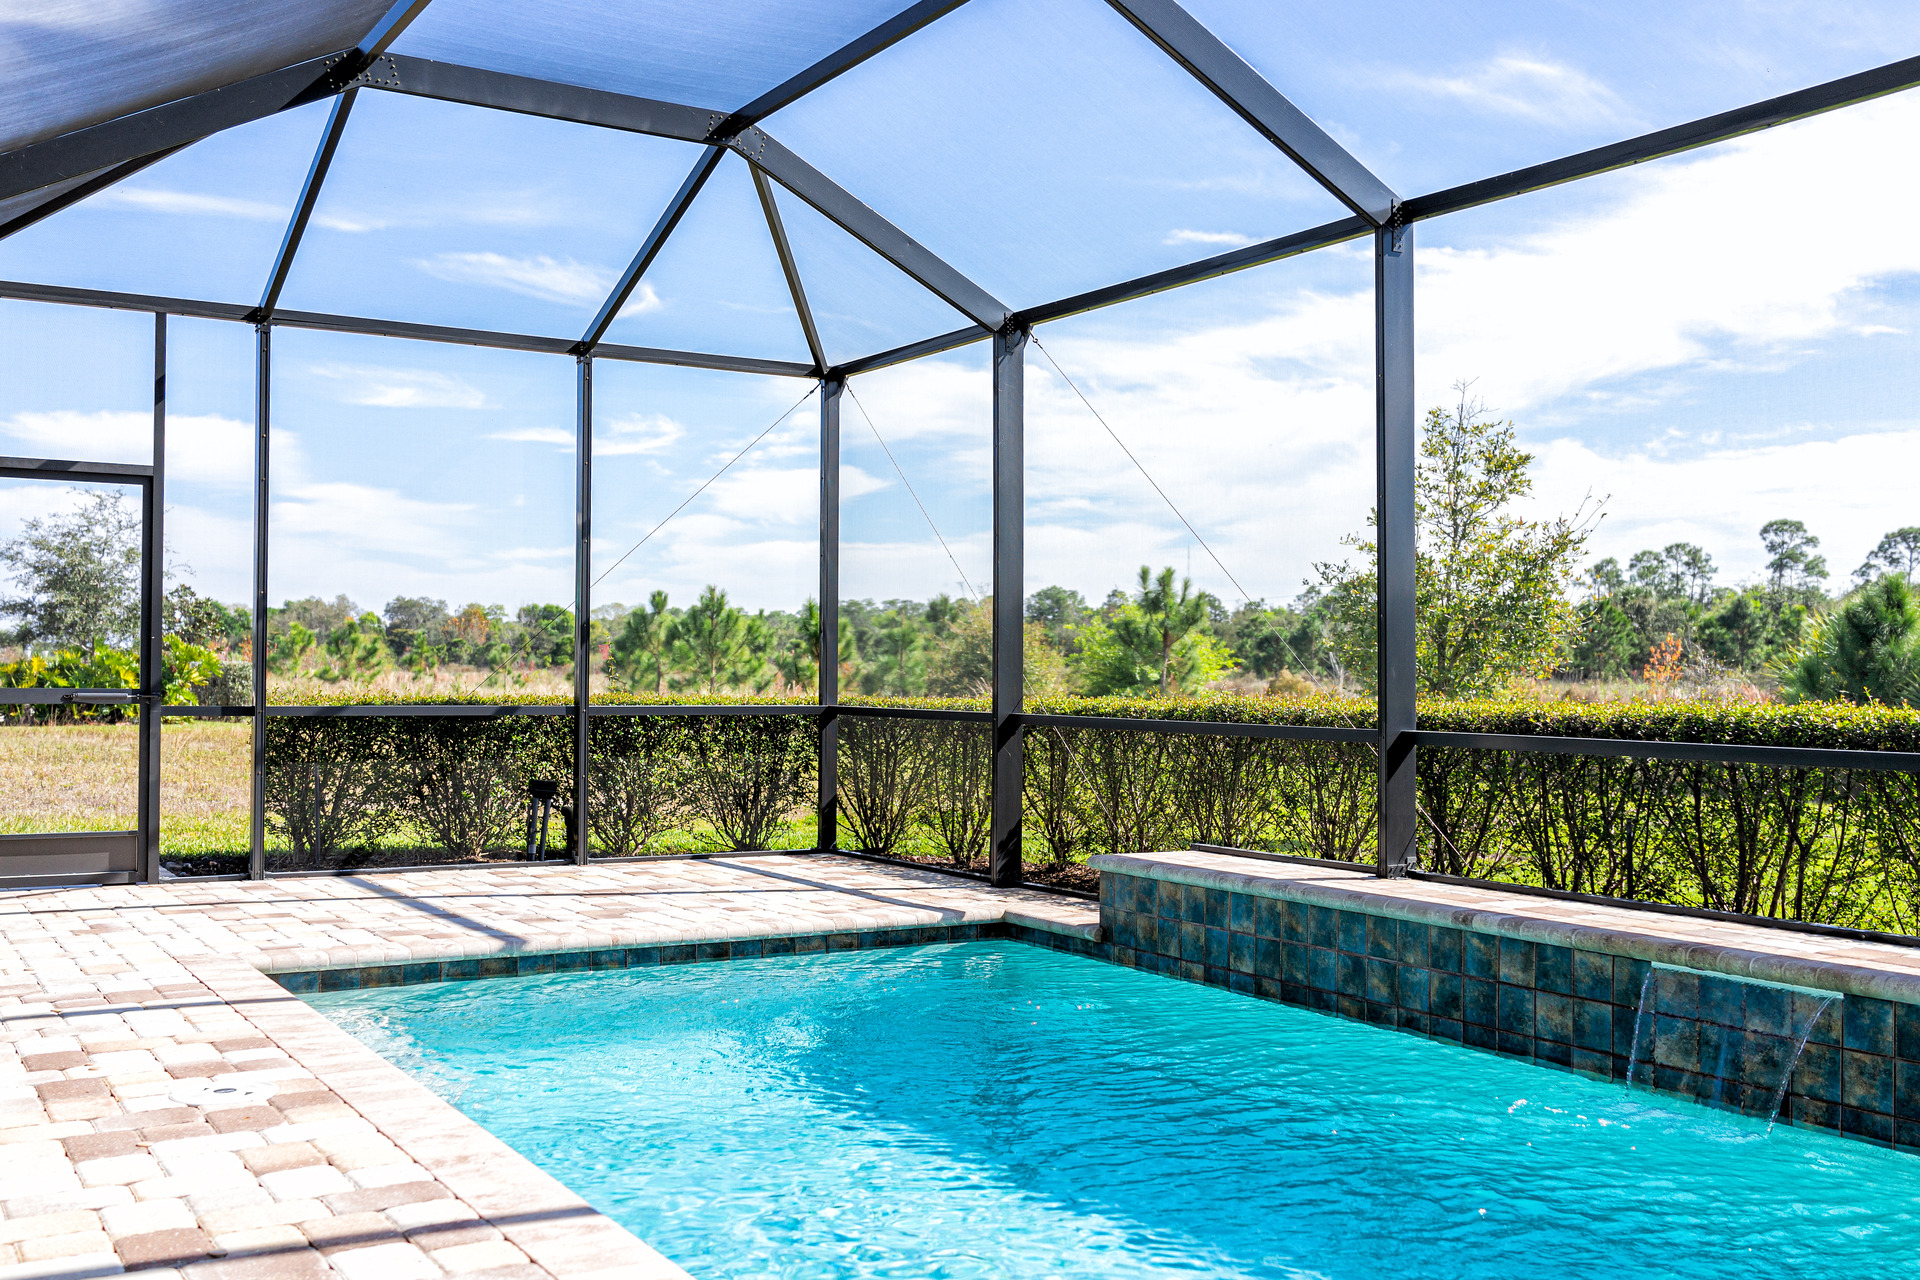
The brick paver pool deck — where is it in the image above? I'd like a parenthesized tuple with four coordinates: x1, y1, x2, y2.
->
(0, 856, 1099, 1280)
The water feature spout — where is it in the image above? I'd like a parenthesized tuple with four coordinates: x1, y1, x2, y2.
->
(1766, 994, 1838, 1132)
(1624, 970, 1654, 1089)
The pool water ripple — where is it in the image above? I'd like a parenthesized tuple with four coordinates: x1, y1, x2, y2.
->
(309, 941, 1920, 1278)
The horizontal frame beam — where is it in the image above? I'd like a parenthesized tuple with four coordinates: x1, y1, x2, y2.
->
(1403, 53, 1920, 222)
(159, 703, 824, 718)
(0, 281, 813, 376)
(0, 689, 140, 706)
(1017, 213, 1372, 326)
(0, 456, 153, 481)
(832, 214, 1371, 375)
(1024, 712, 1377, 744)
(1411, 730, 1920, 775)
(838, 705, 994, 724)
(833, 325, 988, 377)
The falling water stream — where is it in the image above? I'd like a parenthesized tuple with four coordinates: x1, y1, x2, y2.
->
(1623, 970, 1654, 1088)
(1767, 994, 1839, 1131)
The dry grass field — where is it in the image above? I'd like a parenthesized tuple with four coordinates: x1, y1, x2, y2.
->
(0, 720, 250, 853)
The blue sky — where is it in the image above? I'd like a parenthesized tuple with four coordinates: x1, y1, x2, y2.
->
(2, 0, 1919, 618)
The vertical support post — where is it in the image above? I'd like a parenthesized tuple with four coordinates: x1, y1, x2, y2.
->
(988, 325, 1027, 888)
(1374, 222, 1416, 877)
(249, 324, 271, 880)
(137, 313, 166, 884)
(817, 376, 842, 852)
(572, 355, 593, 864)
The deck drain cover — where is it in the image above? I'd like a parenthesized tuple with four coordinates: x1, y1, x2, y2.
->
(170, 1080, 273, 1108)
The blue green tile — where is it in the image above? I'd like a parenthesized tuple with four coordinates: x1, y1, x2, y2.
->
(1895, 1001, 1920, 1061)
(1896, 1060, 1920, 1120)
(1573, 999, 1612, 1053)
(1497, 985, 1535, 1037)
(1652, 1015, 1699, 1073)
(1204, 888, 1230, 929)
(1398, 966, 1430, 1013)
(1336, 952, 1365, 997)
(1498, 938, 1535, 988)
(1463, 932, 1498, 980)
(1257, 896, 1286, 940)
(1846, 997, 1896, 1055)
(1309, 947, 1336, 991)
(1463, 976, 1496, 1028)
(1395, 920, 1430, 968)
(1429, 927, 1462, 973)
(1229, 893, 1255, 935)
(1535, 945, 1571, 995)
(1308, 905, 1337, 949)
(1430, 972, 1463, 1021)
(1698, 974, 1744, 1029)
(1613, 956, 1653, 1008)
(1743, 984, 1789, 1038)
(1337, 911, 1367, 954)
(1535, 992, 1572, 1044)
(1572, 951, 1611, 1001)
(1844, 1051, 1894, 1114)
(1229, 932, 1254, 974)
(1366, 915, 1397, 960)
(1365, 958, 1396, 1005)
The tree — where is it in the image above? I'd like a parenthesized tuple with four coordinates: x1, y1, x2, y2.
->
(318, 613, 388, 682)
(1628, 542, 1716, 605)
(1025, 586, 1088, 653)
(383, 597, 449, 660)
(667, 585, 756, 693)
(610, 591, 672, 693)
(1778, 574, 1920, 705)
(1856, 527, 1920, 586)
(1126, 566, 1211, 695)
(1760, 519, 1828, 598)
(514, 604, 574, 668)
(0, 488, 141, 651)
(1564, 597, 1638, 679)
(864, 606, 926, 695)
(1318, 387, 1593, 697)
(1071, 567, 1232, 697)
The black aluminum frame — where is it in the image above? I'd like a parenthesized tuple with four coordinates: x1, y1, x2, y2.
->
(1, 3, 1915, 885)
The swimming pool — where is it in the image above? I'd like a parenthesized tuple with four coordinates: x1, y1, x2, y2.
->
(308, 940, 1920, 1278)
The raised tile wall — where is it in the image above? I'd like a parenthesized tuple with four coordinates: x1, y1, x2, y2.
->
(1099, 868, 1920, 1153)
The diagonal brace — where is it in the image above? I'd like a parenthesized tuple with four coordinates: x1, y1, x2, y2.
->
(1103, 0, 1396, 225)
(750, 165, 827, 373)
(578, 147, 725, 353)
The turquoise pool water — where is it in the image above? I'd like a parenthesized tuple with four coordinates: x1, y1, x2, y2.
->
(308, 941, 1920, 1279)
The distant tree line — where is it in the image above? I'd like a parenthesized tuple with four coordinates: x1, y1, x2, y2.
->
(8, 422, 1920, 706)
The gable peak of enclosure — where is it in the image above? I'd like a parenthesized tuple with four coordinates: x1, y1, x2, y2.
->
(2, 0, 1919, 895)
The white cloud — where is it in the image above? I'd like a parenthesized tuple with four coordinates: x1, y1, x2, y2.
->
(1414, 92, 1920, 416)
(487, 427, 574, 447)
(307, 363, 486, 409)
(415, 252, 614, 305)
(614, 282, 664, 319)
(0, 410, 250, 488)
(1164, 229, 1256, 248)
(596, 412, 682, 456)
(97, 187, 286, 221)
(1393, 53, 1631, 129)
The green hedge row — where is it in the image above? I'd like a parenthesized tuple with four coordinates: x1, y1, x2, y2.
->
(256, 694, 1920, 935)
